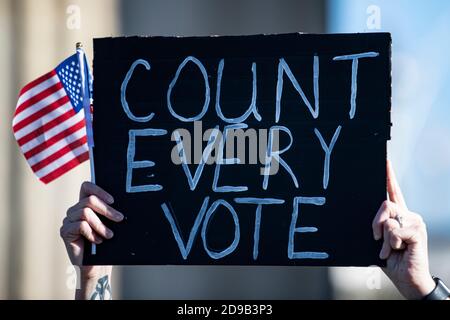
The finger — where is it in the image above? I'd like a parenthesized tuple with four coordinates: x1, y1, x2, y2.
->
(372, 200, 398, 240)
(379, 218, 399, 259)
(67, 208, 114, 239)
(61, 221, 103, 244)
(71, 195, 124, 222)
(78, 221, 104, 244)
(389, 227, 406, 250)
(389, 220, 406, 250)
(386, 160, 407, 209)
(391, 225, 422, 245)
(80, 181, 114, 204)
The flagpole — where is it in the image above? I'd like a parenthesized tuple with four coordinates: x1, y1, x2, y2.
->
(76, 42, 97, 256)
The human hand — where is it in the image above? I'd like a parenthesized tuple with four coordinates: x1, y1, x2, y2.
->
(60, 181, 124, 279)
(372, 160, 435, 299)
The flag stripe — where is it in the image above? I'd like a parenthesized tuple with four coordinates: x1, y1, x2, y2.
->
(15, 81, 64, 116)
(21, 115, 85, 157)
(35, 144, 89, 178)
(18, 71, 57, 98)
(24, 119, 84, 159)
(40, 151, 89, 184)
(18, 108, 81, 150)
(25, 125, 86, 164)
(31, 135, 88, 172)
(13, 97, 71, 138)
(13, 87, 67, 127)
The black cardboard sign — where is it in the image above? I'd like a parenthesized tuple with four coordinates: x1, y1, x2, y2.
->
(86, 33, 391, 266)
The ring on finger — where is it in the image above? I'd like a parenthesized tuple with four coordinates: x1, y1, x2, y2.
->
(395, 215, 404, 228)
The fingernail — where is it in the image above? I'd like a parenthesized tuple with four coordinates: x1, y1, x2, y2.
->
(106, 195, 114, 204)
(374, 233, 381, 241)
(106, 229, 114, 239)
(116, 212, 124, 221)
(96, 238, 103, 244)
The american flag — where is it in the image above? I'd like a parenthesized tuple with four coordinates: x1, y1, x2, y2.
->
(12, 53, 91, 184)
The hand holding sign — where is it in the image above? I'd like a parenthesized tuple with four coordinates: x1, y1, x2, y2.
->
(57, 33, 441, 300)
(372, 160, 435, 299)
(60, 182, 123, 278)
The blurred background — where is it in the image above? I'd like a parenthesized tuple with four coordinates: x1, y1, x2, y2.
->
(1, 0, 449, 299)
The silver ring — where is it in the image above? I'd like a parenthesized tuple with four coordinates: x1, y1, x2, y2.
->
(395, 215, 404, 228)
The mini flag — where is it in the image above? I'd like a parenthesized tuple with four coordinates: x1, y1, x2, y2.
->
(12, 53, 91, 184)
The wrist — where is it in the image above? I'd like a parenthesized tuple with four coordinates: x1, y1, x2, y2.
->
(414, 274, 436, 299)
(422, 277, 450, 300)
(76, 266, 113, 300)
(79, 265, 112, 282)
